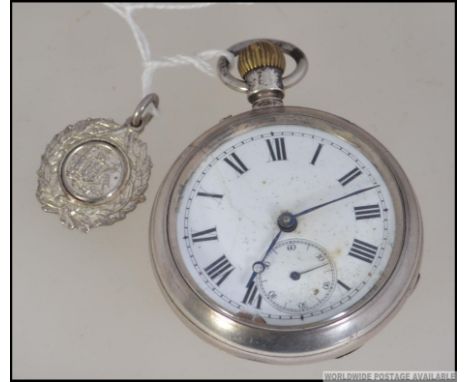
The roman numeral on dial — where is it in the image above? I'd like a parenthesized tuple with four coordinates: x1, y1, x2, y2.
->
(337, 279, 351, 291)
(197, 192, 223, 199)
(348, 239, 378, 263)
(354, 204, 381, 220)
(310, 143, 323, 165)
(242, 283, 262, 309)
(191, 227, 218, 242)
(338, 167, 362, 186)
(224, 152, 249, 175)
(266, 137, 287, 161)
(204, 255, 234, 286)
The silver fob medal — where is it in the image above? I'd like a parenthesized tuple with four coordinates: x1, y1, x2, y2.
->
(37, 94, 158, 232)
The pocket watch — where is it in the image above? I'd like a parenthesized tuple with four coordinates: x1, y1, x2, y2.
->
(149, 39, 422, 363)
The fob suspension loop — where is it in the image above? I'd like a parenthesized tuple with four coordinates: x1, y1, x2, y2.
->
(124, 93, 160, 131)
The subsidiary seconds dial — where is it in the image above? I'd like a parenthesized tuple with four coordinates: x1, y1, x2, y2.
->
(177, 124, 394, 326)
(258, 239, 337, 314)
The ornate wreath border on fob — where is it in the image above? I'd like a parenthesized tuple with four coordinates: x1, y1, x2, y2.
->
(37, 118, 152, 232)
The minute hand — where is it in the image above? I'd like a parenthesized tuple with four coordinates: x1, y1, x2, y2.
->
(294, 185, 379, 218)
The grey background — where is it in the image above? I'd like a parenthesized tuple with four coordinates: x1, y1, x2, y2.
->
(12, 3, 454, 379)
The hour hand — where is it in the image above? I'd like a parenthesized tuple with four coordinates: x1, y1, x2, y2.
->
(244, 260, 266, 290)
(242, 223, 281, 309)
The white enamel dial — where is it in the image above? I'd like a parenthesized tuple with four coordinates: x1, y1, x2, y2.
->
(175, 124, 395, 326)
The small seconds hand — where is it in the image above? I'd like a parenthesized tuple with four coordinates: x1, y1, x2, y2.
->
(290, 263, 328, 281)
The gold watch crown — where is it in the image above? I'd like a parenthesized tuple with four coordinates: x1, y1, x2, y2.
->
(238, 41, 286, 78)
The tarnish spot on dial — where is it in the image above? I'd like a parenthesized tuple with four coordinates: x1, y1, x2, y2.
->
(329, 247, 343, 260)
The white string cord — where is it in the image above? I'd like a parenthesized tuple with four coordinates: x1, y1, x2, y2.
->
(113, 3, 220, 11)
(104, 3, 240, 95)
